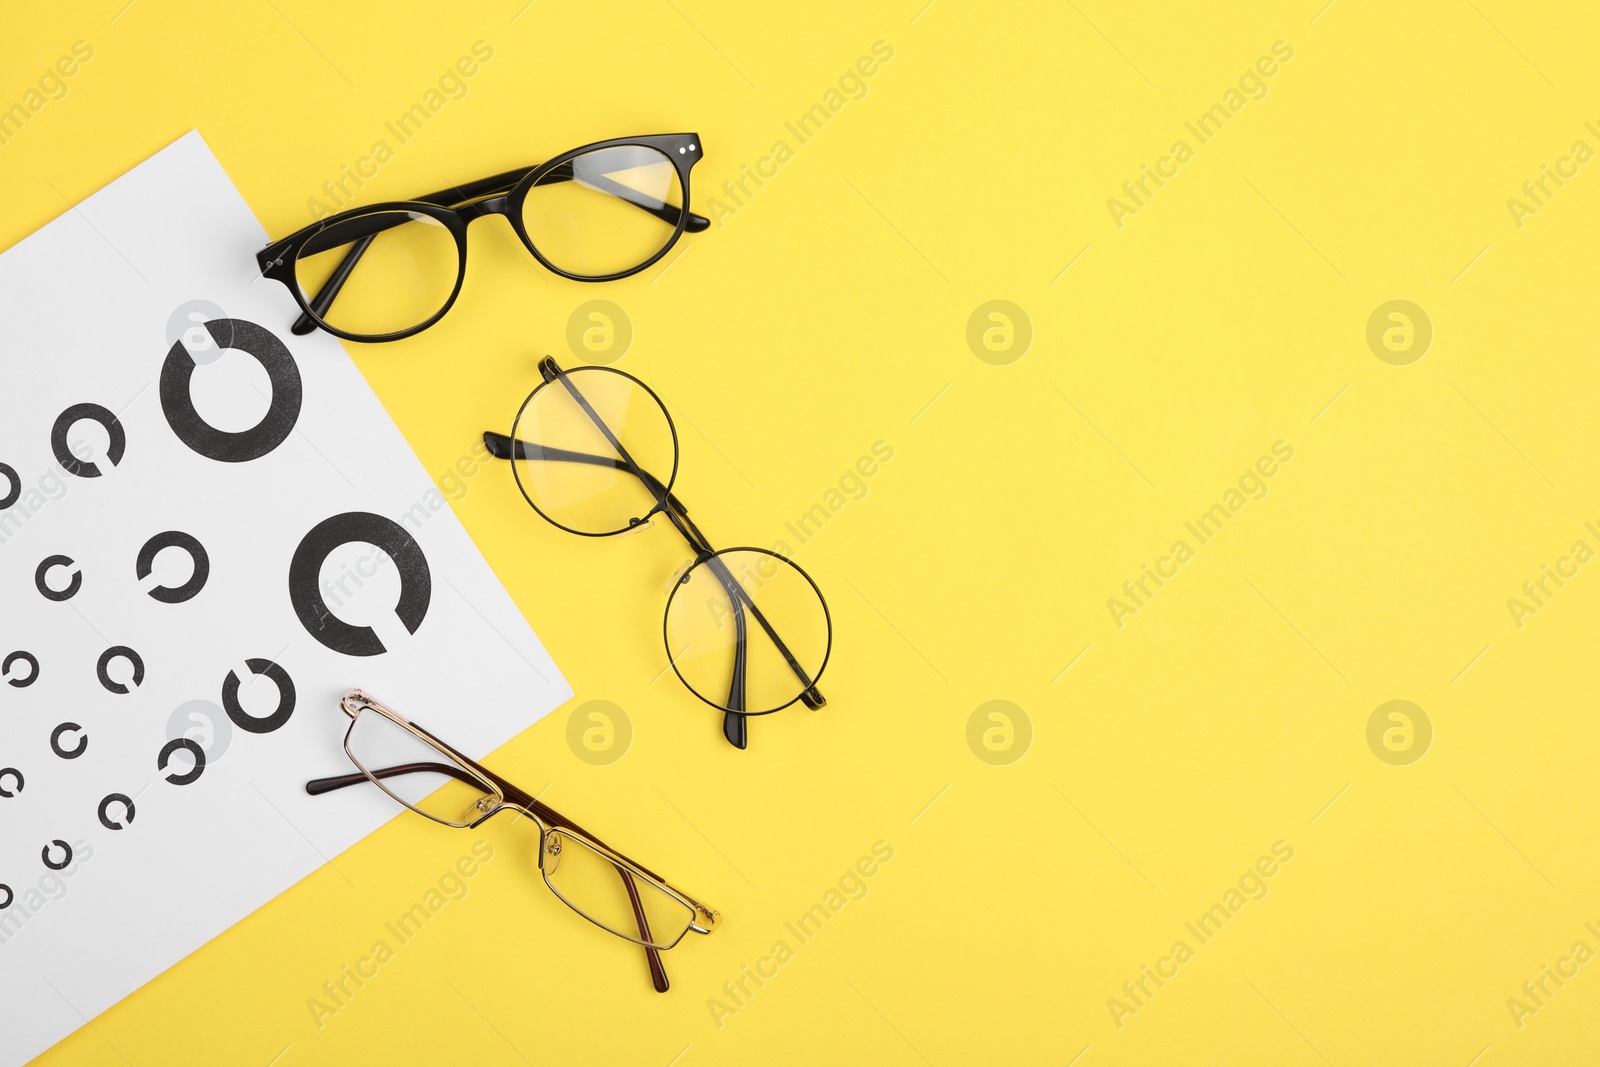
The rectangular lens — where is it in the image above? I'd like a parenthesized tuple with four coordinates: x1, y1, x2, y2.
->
(345, 709, 497, 827)
(541, 829, 695, 949)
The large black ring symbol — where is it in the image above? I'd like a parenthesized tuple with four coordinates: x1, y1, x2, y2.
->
(0, 462, 19, 509)
(98, 793, 135, 830)
(35, 555, 81, 601)
(0, 885, 10, 909)
(52, 403, 125, 478)
(288, 512, 432, 656)
(41, 840, 72, 870)
(0, 768, 22, 797)
(51, 722, 87, 759)
(161, 318, 302, 462)
(158, 737, 206, 785)
(97, 646, 145, 694)
(222, 659, 296, 734)
(3, 651, 39, 687)
(137, 530, 210, 603)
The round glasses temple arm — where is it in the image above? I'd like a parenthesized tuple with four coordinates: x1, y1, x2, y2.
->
(702, 549, 827, 710)
(481, 431, 692, 517)
(723, 586, 749, 749)
(536, 364, 715, 556)
(535, 367, 826, 726)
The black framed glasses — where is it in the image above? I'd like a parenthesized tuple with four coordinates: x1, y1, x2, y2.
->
(255, 133, 707, 342)
(306, 689, 719, 992)
(484, 358, 832, 750)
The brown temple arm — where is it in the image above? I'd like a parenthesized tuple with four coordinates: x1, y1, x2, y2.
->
(306, 761, 670, 991)
(617, 865, 668, 992)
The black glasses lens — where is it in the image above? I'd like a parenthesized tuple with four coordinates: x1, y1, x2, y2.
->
(520, 145, 685, 277)
(294, 209, 460, 338)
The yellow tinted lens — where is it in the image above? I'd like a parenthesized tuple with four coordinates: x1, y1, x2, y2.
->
(666, 550, 830, 714)
(520, 146, 682, 276)
(295, 210, 460, 337)
(542, 830, 693, 949)
(510, 368, 676, 534)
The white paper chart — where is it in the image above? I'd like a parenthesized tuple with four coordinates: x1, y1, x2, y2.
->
(0, 132, 571, 1065)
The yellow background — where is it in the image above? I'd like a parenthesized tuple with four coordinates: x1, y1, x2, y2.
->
(5, 0, 1600, 1063)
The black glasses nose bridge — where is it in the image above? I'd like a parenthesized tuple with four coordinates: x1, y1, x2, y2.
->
(456, 195, 512, 222)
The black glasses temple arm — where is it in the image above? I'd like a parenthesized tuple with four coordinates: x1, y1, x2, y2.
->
(283, 169, 708, 335)
(414, 164, 710, 232)
(278, 162, 702, 278)
(536, 164, 709, 231)
(289, 236, 375, 335)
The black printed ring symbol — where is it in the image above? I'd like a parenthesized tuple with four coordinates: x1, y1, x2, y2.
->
(137, 530, 210, 603)
(42, 840, 73, 871)
(0, 462, 19, 509)
(97, 646, 145, 694)
(35, 555, 81, 601)
(158, 737, 206, 785)
(52, 403, 126, 478)
(98, 792, 136, 830)
(51, 722, 87, 759)
(3, 651, 39, 688)
(161, 317, 302, 462)
(223, 659, 296, 734)
(0, 768, 22, 797)
(288, 512, 432, 656)
(0, 885, 10, 910)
